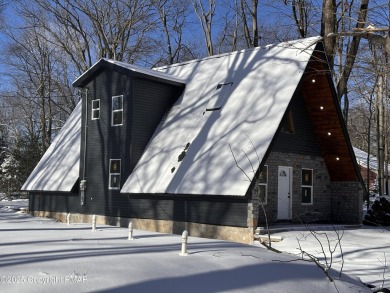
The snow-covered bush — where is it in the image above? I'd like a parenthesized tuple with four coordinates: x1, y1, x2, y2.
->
(0, 154, 20, 197)
(364, 197, 390, 226)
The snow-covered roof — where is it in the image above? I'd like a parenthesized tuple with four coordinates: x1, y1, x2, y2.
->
(353, 146, 390, 174)
(21, 102, 81, 192)
(121, 37, 320, 196)
(73, 58, 185, 87)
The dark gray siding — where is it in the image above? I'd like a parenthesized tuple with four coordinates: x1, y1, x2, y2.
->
(29, 192, 248, 227)
(271, 90, 321, 156)
(29, 192, 80, 213)
(78, 69, 185, 216)
(29, 66, 249, 228)
(132, 78, 178, 171)
(80, 69, 125, 216)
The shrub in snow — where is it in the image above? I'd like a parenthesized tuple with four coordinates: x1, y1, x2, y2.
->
(0, 154, 27, 198)
(364, 197, 390, 226)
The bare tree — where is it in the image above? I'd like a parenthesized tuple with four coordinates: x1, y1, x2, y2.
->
(3, 20, 80, 148)
(15, 0, 155, 73)
(321, 0, 370, 102)
(192, 0, 216, 56)
(369, 41, 389, 196)
(348, 76, 377, 203)
(214, 0, 238, 53)
(0, 13, 79, 193)
(74, 0, 154, 62)
(151, 0, 195, 65)
(296, 225, 345, 286)
(239, 0, 259, 47)
(208, 0, 261, 54)
(287, 0, 310, 38)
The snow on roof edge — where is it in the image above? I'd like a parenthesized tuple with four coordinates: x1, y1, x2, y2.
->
(73, 58, 186, 87)
(155, 36, 321, 72)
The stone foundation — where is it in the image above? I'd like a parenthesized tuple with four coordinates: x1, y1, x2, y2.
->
(31, 210, 255, 244)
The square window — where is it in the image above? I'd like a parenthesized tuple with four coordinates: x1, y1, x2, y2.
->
(113, 111, 123, 125)
(110, 174, 121, 189)
(110, 160, 120, 173)
(112, 96, 122, 111)
(302, 169, 313, 185)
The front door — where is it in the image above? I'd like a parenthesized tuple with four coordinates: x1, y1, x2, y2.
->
(277, 166, 292, 220)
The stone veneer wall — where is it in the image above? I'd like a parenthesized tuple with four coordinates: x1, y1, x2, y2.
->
(256, 151, 363, 225)
(330, 181, 363, 224)
(258, 152, 333, 224)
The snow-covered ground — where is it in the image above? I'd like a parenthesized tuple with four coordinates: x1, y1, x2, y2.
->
(271, 225, 390, 291)
(0, 200, 388, 292)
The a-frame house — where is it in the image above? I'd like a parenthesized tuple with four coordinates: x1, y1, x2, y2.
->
(23, 37, 364, 243)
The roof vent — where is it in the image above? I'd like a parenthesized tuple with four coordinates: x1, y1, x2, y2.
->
(206, 82, 233, 111)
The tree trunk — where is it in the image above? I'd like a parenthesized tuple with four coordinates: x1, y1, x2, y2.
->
(336, 0, 369, 102)
(251, 0, 259, 47)
(376, 73, 385, 196)
(321, 0, 337, 68)
(192, 0, 215, 56)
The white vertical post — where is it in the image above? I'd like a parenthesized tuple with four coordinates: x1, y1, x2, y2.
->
(180, 230, 188, 256)
(128, 221, 134, 240)
(66, 213, 71, 225)
(92, 214, 96, 232)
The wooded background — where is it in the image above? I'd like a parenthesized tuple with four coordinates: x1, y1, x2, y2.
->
(0, 0, 388, 198)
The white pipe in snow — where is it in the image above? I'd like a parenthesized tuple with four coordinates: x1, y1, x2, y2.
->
(92, 214, 96, 232)
(128, 221, 134, 240)
(180, 230, 188, 256)
(66, 213, 71, 225)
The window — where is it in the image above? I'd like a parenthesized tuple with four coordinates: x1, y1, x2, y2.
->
(281, 110, 295, 133)
(112, 95, 123, 126)
(91, 99, 100, 120)
(258, 165, 268, 205)
(109, 159, 121, 189)
(301, 169, 313, 204)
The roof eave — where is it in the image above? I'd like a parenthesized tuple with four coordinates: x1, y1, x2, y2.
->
(72, 59, 186, 88)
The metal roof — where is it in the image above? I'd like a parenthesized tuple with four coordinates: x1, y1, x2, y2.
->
(23, 37, 321, 195)
(21, 102, 81, 192)
(121, 37, 320, 196)
(353, 146, 390, 174)
(73, 58, 185, 87)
